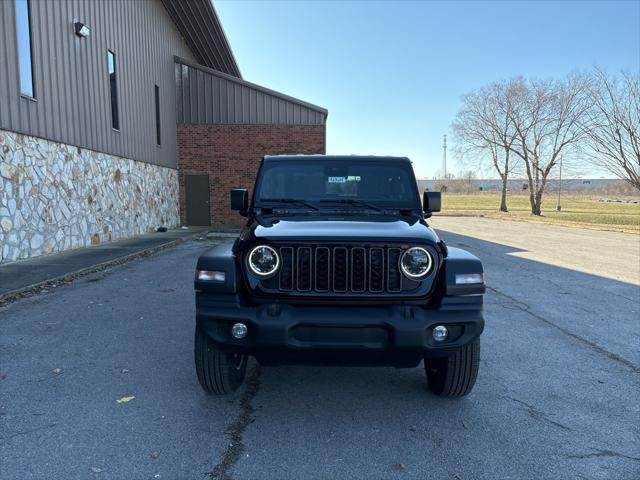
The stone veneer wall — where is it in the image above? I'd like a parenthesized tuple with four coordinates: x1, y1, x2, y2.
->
(0, 129, 179, 264)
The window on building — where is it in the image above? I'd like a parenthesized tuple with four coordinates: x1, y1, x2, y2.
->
(15, 0, 35, 98)
(155, 85, 161, 145)
(108, 50, 119, 130)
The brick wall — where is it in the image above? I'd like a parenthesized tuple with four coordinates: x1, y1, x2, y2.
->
(177, 124, 326, 229)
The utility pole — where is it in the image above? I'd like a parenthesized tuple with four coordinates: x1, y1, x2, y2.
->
(442, 134, 447, 179)
(556, 155, 563, 212)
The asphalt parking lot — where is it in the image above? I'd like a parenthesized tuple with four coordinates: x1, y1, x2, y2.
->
(1, 218, 639, 479)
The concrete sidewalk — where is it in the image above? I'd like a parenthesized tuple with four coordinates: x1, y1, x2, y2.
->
(0, 227, 209, 301)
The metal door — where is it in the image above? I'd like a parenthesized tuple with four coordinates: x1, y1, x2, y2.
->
(185, 174, 211, 226)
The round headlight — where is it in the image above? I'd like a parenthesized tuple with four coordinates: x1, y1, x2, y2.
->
(248, 245, 280, 277)
(400, 247, 433, 280)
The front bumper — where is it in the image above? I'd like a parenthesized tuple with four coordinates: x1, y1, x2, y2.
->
(196, 293, 484, 367)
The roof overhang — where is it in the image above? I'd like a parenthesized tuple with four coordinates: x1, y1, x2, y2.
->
(160, 0, 242, 78)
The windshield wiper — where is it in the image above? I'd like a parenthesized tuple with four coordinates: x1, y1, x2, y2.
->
(319, 198, 383, 212)
(259, 198, 319, 210)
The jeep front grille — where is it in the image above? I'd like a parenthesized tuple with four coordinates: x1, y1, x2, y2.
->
(269, 245, 415, 294)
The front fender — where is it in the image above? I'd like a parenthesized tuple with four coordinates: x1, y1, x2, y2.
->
(195, 241, 241, 293)
(443, 247, 485, 296)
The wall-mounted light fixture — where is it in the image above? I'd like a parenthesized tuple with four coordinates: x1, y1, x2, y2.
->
(74, 22, 90, 38)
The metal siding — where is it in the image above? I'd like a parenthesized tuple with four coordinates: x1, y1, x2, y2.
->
(174, 59, 327, 125)
(213, 76, 221, 123)
(256, 92, 264, 123)
(233, 83, 240, 123)
(0, 0, 198, 168)
(175, 63, 182, 123)
(241, 86, 249, 123)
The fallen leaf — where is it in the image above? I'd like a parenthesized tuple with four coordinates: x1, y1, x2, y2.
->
(90, 467, 102, 473)
(52, 368, 62, 374)
(116, 396, 135, 404)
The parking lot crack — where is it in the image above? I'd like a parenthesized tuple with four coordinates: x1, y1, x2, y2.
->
(487, 285, 640, 374)
(0, 423, 57, 445)
(566, 449, 640, 462)
(505, 396, 571, 431)
(207, 364, 261, 480)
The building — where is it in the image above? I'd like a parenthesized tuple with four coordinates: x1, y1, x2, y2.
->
(418, 178, 629, 193)
(0, 0, 327, 264)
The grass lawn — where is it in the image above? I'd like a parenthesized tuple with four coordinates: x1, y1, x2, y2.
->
(434, 193, 640, 232)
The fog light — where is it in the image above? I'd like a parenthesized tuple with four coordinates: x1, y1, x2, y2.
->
(231, 323, 248, 339)
(432, 325, 449, 342)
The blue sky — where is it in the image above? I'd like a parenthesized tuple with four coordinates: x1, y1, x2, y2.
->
(215, 0, 640, 178)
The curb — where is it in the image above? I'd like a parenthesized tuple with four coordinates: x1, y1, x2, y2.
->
(0, 230, 209, 307)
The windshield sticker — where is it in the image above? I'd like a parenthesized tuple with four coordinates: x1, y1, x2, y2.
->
(328, 176, 361, 183)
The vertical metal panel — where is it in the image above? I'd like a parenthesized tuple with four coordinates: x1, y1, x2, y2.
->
(155, 66, 346, 126)
(175, 63, 183, 123)
(182, 64, 190, 126)
(213, 76, 221, 123)
(0, 0, 198, 168)
(233, 83, 241, 123)
(196, 69, 204, 123)
(256, 92, 264, 123)
(241, 86, 249, 123)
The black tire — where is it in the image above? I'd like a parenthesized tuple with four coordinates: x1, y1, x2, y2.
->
(194, 326, 248, 395)
(425, 338, 480, 397)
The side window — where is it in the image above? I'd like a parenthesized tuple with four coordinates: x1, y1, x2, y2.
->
(108, 50, 119, 130)
(155, 85, 161, 146)
(15, 0, 35, 98)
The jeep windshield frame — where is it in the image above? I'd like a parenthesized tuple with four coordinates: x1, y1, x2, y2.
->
(252, 158, 422, 212)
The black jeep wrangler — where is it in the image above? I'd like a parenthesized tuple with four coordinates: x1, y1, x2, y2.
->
(194, 155, 485, 397)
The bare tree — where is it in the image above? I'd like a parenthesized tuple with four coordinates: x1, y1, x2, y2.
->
(508, 75, 592, 215)
(453, 79, 521, 211)
(582, 70, 640, 190)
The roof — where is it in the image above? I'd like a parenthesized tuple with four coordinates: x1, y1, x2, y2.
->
(161, 0, 241, 78)
(263, 155, 411, 162)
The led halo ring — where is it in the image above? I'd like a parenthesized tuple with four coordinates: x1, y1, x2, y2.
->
(247, 245, 280, 277)
(399, 246, 433, 280)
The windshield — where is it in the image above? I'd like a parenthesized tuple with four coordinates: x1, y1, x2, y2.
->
(254, 160, 421, 209)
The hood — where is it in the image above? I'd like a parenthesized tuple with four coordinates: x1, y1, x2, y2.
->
(247, 217, 440, 244)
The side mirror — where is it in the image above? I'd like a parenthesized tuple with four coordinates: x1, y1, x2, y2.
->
(230, 188, 248, 214)
(423, 191, 441, 216)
